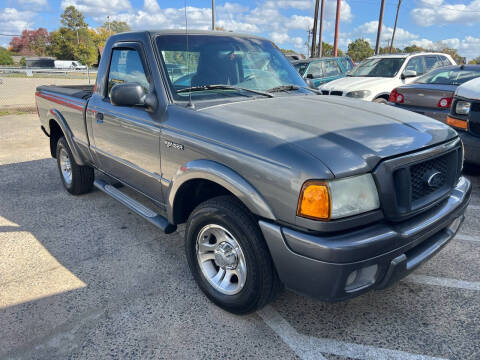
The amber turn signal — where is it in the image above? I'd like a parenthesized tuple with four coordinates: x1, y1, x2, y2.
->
(446, 116, 467, 130)
(297, 181, 331, 220)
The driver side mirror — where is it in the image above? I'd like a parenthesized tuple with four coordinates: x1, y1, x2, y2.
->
(402, 69, 417, 79)
(110, 83, 157, 112)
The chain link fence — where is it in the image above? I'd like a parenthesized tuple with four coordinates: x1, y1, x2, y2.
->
(0, 67, 96, 113)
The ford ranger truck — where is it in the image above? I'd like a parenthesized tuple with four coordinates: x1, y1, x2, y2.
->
(35, 30, 471, 314)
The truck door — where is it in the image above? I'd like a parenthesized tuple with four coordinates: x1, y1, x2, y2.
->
(89, 43, 163, 202)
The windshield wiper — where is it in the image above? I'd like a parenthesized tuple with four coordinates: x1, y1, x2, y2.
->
(267, 84, 321, 94)
(177, 84, 274, 98)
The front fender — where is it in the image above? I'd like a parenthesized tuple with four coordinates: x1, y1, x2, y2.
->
(49, 109, 86, 166)
(167, 159, 276, 223)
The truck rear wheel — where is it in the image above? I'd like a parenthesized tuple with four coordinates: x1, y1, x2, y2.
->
(185, 195, 280, 314)
(56, 137, 94, 195)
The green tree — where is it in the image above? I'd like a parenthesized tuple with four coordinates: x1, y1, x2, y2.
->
(19, 57, 26, 66)
(61, 6, 87, 30)
(379, 46, 401, 54)
(101, 20, 131, 34)
(403, 45, 424, 53)
(319, 42, 344, 57)
(346, 39, 374, 62)
(468, 56, 480, 64)
(0, 47, 14, 65)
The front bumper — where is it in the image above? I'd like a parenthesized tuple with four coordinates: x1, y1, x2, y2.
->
(459, 131, 480, 165)
(260, 176, 471, 301)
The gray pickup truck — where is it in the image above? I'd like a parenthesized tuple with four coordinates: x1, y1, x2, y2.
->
(36, 30, 471, 314)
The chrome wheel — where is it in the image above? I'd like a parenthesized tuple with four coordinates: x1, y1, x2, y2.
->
(59, 148, 72, 185)
(196, 224, 247, 295)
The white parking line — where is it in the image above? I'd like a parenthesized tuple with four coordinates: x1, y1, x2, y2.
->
(405, 274, 480, 291)
(258, 306, 446, 360)
(455, 233, 480, 242)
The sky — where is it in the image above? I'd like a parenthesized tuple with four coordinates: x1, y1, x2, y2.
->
(1, 0, 480, 60)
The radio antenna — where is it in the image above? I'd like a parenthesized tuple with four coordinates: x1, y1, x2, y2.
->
(184, 0, 195, 109)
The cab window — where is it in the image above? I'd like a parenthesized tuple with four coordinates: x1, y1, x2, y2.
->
(107, 48, 149, 97)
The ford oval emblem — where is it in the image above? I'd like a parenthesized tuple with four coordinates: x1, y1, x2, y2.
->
(426, 171, 443, 188)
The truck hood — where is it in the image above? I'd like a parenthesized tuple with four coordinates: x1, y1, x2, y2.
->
(320, 76, 399, 94)
(199, 95, 457, 177)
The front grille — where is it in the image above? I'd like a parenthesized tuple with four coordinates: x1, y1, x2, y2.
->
(373, 139, 462, 221)
(321, 90, 329, 95)
(469, 102, 480, 137)
(330, 91, 343, 96)
(410, 153, 450, 201)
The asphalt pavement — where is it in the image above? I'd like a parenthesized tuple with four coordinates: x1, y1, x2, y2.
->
(1, 114, 479, 360)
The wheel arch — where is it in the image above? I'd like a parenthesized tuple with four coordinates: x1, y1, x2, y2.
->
(48, 109, 86, 165)
(168, 160, 276, 225)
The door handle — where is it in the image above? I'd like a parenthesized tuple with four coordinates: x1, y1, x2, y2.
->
(96, 112, 104, 124)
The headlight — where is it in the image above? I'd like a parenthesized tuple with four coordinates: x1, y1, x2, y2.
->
(346, 90, 371, 98)
(455, 101, 471, 115)
(297, 174, 380, 220)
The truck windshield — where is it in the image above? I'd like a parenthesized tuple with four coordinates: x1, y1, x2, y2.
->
(156, 34, 307, 101)
(348, 57, 405, 78)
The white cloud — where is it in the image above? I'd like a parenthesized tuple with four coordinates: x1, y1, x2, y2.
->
(17, 0, 47, 7)
(0, 8, 34, 34)
(61, 0, 131, 17)
(411, 0, 480, 26)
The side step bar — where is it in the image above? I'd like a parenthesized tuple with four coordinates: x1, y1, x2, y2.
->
(94, 179, 177, 234)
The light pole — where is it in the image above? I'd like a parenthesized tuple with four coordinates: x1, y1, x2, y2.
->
(311, 0, 320, 58)
(212, 0, 215, 30)
(389, 0, 402, 53)
(317, 0, 325, 57)
(333, 0, 341, 56)
(375, 0, 386, 55)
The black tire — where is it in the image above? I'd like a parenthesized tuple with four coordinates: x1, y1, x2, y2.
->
(185, 195, 280, 314)
(373, 97, 388, 104)
(56, 137, 94, 195)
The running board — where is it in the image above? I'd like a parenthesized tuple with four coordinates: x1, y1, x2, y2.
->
(94, 179, 177, 234)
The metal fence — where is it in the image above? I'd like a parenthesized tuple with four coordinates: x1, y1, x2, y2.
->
(0, 67, 97, 113)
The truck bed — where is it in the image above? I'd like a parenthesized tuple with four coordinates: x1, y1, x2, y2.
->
(36, 84, 94, 100)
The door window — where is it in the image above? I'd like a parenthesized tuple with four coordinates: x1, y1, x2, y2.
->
(405, 56, 424, 76)
(107, 48, 150, 97)
(424, 56, 443, 72)
(323, 60, 342, 77)
(306, 62, 323, 78)
(340, 57, 354, 72)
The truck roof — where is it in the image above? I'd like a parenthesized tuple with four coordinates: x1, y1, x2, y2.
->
(110, 29, 268, 42)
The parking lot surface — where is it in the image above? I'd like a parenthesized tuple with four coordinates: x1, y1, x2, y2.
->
(1, 114, 479, 360)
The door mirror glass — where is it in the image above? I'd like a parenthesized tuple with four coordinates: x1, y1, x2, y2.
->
(110, 83, 146, 107)
(402, 69, 417, 79)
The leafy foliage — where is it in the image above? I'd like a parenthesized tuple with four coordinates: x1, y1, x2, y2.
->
(9, 28, 50, 56)
(346, 39, 374, 62)
(0, 47, 14, 65)
(468, 56, 480, 64)
(61, 6, 87, 30)
(403, 45, 425, 53)
(319, 42, 344, 57)
(100, 20, 131, 34)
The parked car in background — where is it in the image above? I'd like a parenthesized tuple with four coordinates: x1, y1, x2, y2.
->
(54, 60, 87, 70)
(292, 56, 354, 87)
(388, 65, 480, 122)
(285, 53, 304, 61)
(445, 77, 480, 165)
(320, 53, 456, 103)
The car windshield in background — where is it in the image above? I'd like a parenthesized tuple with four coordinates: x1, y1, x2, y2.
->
(415, 67, 480, 85)
(294, 62, 309, 76)
(348, 57, 405, 77)
(156, 35, 307, 101)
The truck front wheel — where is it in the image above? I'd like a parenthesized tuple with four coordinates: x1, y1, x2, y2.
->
(56, 137, 94, 195)
(185, 195, 280, 314)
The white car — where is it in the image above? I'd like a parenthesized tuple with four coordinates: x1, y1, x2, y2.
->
(320, 53, 456, 103)
(54, 60, 87, 70)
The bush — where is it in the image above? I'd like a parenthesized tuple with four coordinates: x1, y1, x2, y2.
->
(0, 47, 14, 65)
(19, 57, 26, 66)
